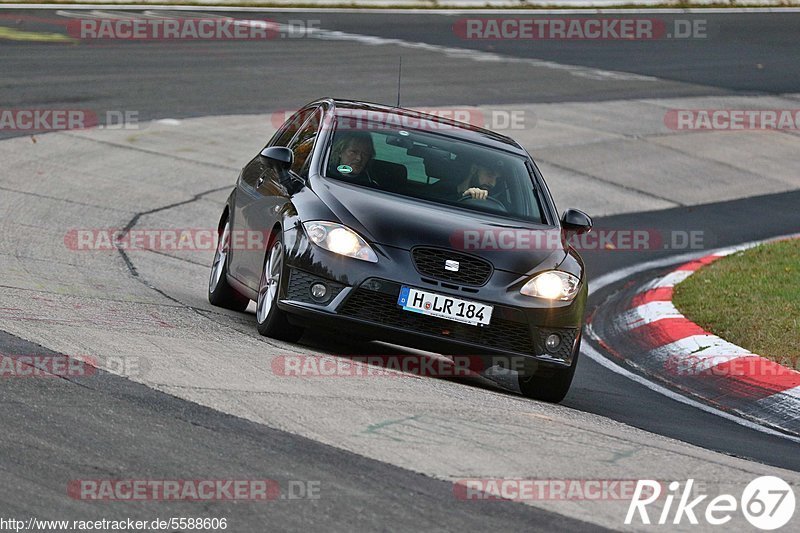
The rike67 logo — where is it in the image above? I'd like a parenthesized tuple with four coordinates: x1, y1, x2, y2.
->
(626, 477, 795, 530)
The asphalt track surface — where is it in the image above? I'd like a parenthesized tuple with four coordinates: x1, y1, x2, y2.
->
(0, 331, 600, 531)
(1, 7, 800, 531)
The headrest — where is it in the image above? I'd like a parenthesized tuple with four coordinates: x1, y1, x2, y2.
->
(370, 160, 407, 191)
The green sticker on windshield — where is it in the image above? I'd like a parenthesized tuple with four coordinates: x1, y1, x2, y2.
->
(337, 165, 353, 174)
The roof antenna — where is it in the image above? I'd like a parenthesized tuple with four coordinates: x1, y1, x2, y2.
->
(396, 56, 402, 108)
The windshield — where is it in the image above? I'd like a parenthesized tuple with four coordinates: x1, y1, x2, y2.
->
(322, 121, 547, 224)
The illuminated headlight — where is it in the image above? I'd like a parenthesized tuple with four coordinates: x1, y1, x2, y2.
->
(520, 271, 580, 301)
(303, 221, 378, 263)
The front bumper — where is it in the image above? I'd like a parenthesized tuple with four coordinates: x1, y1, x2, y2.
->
(279, 225, 585, 369)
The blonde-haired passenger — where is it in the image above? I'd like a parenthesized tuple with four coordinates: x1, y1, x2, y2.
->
(329, 132, 376, 182)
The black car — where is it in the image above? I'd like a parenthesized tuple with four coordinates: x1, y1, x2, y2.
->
(208, 98, 592, 402)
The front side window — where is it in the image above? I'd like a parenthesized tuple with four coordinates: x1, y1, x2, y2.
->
(288, 108, 323, 176)
(271, 106, 318, 149)
(323, 121, 546, 224)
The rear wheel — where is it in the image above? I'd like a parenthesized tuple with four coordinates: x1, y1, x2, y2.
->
(208, 218, 249, 312)
(255, 233, 305, 342)
(517, 339, 580, 403)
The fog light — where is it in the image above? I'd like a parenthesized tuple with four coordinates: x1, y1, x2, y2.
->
(545, 334, 561, 352)
(310, 282, 328, 300)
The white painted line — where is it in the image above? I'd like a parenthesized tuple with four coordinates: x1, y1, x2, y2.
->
(749, 386, 800, 428)
(648, 335, 751, 370)
(712, 246, 753, 257)
(297, 24, 657, 82)
(635, 269, 694, 293)
(655, 334, 751, 357)
(763, 385, 800, 401)
(652, 269, 693, 288)
(619, 300, 682, 330)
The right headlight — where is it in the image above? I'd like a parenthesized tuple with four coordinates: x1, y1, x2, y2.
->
(303, 221, 378, 263)
(520, 270, 580, 301)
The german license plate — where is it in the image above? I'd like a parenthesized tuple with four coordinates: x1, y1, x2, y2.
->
(397, 286, 493, 326)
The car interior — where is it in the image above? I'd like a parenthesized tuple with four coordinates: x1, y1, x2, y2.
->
(324, 128, 545, 224)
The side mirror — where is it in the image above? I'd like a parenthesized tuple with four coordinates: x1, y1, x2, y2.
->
(561, 208, 592, 235)
(260, 146, 293, 170)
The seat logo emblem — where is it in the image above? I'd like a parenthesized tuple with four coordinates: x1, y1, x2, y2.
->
(444, 260, 460, 272)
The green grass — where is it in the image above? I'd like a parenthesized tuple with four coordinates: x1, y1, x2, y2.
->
(0, 26, 77, 42)
(673, 239, 800, 369)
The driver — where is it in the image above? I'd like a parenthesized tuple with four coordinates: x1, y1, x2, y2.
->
(455, 156, 504, 201)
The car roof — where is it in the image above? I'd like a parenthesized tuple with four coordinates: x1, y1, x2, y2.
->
(315, 98, 528, 156)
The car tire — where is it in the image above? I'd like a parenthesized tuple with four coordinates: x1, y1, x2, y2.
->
(517, 339, 580, 403)
(255, 232, 305, 342)
(208, 217, 249, 312)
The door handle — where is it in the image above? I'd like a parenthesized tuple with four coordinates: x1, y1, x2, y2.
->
(257, 174, 265, 187)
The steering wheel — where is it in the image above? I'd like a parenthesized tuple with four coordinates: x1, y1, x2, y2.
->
(457, 195, 508, 213)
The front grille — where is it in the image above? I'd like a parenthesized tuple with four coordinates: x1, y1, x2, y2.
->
(286, 269, 345, 304)
(339, 285, 534, 354)
(411, 247, 493, 286)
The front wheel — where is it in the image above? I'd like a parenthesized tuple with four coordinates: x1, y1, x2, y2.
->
(255, 233, 304, 342)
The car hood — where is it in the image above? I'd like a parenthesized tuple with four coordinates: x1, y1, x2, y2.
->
(312, 177, 566, 275)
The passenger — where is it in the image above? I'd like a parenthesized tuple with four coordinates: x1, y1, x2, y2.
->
(329, 132, 376, 183)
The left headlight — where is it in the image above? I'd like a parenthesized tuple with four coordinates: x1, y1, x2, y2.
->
(303, 221, 378, 263)
(520, 270, 580, 301)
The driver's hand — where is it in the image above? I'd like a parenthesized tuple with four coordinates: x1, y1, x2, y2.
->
(463, 187, 489, 200)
